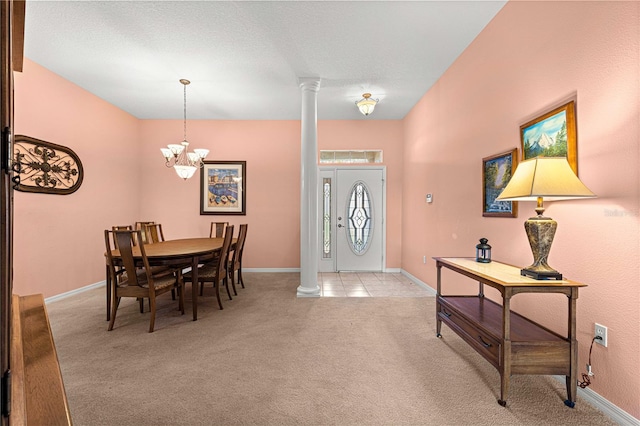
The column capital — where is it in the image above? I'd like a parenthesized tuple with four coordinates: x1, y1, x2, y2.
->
(298, 77, 321, 92)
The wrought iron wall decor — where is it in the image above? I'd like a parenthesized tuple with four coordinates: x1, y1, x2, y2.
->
(13, 135, 84, 194)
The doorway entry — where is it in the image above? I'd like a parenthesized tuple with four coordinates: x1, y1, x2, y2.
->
(319, 167, 385, 272)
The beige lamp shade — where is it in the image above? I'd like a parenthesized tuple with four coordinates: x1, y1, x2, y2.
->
(497, 157, 596, 202)
(496, 156, 596, 280)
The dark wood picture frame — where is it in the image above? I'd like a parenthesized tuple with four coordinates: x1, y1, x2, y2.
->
(200, 161, 246, 215)
(520, 100, 577, 175)
(482, 149, 518, 218)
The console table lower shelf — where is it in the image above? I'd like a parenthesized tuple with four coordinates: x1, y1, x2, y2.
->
(434, 257, 585, 408)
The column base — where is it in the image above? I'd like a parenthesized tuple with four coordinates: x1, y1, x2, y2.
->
(297, 284, 321, 298)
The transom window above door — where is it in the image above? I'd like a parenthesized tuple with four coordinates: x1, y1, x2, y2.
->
(319, 150, 383, 164)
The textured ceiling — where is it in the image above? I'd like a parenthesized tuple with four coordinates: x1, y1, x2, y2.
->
(23, 1, 506, 120)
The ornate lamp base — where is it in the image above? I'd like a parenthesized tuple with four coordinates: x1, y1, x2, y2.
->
(521, 215, 563, 280)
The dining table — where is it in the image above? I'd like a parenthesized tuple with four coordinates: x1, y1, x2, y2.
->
(105, 237, 234, 321)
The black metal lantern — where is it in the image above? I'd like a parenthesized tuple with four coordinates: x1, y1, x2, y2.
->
(476, 238, 492, 263)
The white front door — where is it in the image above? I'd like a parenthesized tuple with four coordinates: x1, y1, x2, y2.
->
(319, 167, 385, 272)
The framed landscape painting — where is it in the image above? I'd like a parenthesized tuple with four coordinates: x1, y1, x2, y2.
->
(520, 100, 577, 174)
(200, 161, 246, 215)
(482, 149, 518, 218)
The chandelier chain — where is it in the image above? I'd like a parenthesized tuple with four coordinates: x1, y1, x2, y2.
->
(160, 78, 208, 180)
(183, 82, 187, 141)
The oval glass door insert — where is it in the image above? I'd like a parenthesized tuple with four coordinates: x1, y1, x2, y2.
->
(346, 181, 373, 255)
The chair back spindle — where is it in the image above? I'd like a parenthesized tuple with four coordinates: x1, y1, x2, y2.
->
(135, 221, 155, 245)
(210, 222, 229, 238)
(144, 223, 165, 244)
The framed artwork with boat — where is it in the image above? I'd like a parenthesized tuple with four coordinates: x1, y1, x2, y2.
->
(200, 161, 246, 215)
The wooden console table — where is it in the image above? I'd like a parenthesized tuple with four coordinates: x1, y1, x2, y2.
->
(433, 257, 586, 408)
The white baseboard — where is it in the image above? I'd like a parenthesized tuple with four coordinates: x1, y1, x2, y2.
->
(243, 268, 300, 273)
(44, 269, 302, 303)
(400, 269, 437, 295)
(384, 267, 401, 273)
(553, 376, 639, 425)
(45, 280, 105, 304)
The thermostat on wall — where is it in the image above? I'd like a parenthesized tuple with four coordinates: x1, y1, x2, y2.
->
(426, 194, 433, 203)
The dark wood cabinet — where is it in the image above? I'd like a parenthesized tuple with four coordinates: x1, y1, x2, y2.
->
(434, 257, 585, 407)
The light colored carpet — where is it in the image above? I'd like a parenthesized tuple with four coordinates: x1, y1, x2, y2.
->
(46, 272, 614, 425)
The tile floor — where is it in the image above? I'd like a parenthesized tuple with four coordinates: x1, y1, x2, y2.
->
(319, 272, 432, 297)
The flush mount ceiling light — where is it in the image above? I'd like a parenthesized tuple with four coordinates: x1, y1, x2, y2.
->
(160, 79, 209, 180)
(356, 93, 379, 116)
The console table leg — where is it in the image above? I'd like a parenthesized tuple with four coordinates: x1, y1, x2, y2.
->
(564, 375, 576, 408)
(436, 263, 442, 338)
(565, 289, 578, 408)
(499, 290, 512, 407)
(498, 363, 510, 407)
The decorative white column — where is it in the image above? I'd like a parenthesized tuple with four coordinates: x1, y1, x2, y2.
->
(297, 77, 321, 297)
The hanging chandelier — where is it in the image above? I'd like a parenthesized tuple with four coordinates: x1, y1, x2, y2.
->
(160, 79, 209, 180)
(356, 93, 379, 116)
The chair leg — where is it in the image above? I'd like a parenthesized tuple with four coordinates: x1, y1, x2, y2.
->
(214, 280, 223, 310)
(178, 281, 185, 315)
(224, 276, 233, 300)
(108, 297, 121, 331)
(148, 295, 156, 333)
(229, 270, 238, 296)
(139, 297, 144, 313)
(238, 265, 245, 288)
(199, 281, 204, 296)
(106, 266, 111, 321)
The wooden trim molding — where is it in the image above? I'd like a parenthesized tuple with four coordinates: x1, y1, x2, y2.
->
(11, 294, 72, 425)
(11, 0, 24, 72)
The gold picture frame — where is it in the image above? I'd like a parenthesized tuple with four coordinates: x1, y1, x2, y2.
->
(520, 100, 577, 175)
(482, 149, 518, 218)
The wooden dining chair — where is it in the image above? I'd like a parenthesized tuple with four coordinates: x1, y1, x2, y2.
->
(210, 221, 229, 238)
(105, 229, 185, 332)
(143, 223, 165, 244)
(106, 225, 139, 320)
(228, 223, 248, 295)
(183, 225, 234, 310)
(135, 221, 155, 244)
(111, 225, 135, 248)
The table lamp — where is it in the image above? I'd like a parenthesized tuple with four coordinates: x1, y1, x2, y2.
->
(496, 157, 596, 279)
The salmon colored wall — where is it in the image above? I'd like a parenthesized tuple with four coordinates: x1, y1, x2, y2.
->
(136, 119, 403, 269)
(13, 59, 141, 298)
(12, 58, 404, 297)
(402, 1, 639, 417)
(137, 119, 302, 269)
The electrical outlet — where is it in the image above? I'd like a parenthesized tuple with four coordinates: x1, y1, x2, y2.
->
(423, 255, 427, 264)
(595, 323, 608, 347)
